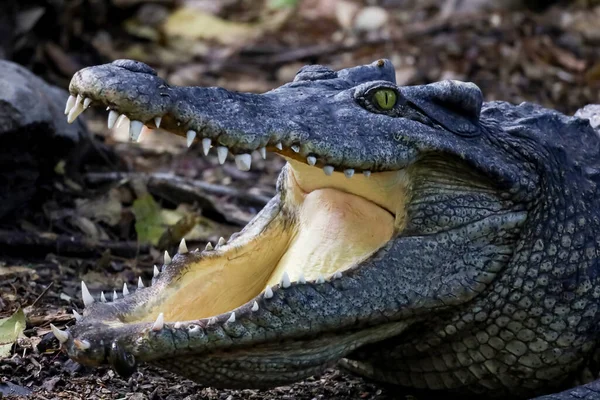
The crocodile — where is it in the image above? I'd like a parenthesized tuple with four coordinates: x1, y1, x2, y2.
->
(50, 59, 600, 399)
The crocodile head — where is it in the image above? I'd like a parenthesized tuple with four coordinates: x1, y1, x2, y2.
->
(54, 59, 600, 396)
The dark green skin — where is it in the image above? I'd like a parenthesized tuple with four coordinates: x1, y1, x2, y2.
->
(61, 59, 600, 399)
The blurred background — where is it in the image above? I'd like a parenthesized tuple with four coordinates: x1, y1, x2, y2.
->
(0, 1, 599, 398)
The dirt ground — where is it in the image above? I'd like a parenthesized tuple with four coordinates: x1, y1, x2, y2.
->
(1, 0, 599, 399)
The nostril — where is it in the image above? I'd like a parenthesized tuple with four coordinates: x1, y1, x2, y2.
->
(111, 59, 157, 76)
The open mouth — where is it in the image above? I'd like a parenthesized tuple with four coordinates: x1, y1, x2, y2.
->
(64, 91, 410, 324)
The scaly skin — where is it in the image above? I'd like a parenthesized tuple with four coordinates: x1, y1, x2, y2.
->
(54, 59, 600, 399)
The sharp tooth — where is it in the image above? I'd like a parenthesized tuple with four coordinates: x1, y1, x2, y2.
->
(186, 130, 196, 147)
(72, 310, 82, 321)
(275, 142, 283, 150)
(100, 291, 107, 303)
(152, 313, 165, 331)
(81, 281, 94, 307)
(107, 110, 119, 129)
(344, 169, 354, 178)
(333, 271, 342, 279)
(291, 144, 300, 153)
(106, 106, 110, 111)
(67, 100, 84, 123)
(227, 312, 236, 323)
(217, 146, 228, 164)
(217, 237, 226, 246)
(205, 242, 214, 251)
(83, 97, 92, 109)
(153, 265, 160, 278)
(234, 153, 252, 171)
(113, 290, 118, 301)
(258, 147, 266, 159)
(281, 271, 291, 288)
(323, 165, 334, 176)
(251, 301, 259, 312)
(307, 156, 317, 166)
(164, 251, 172, 265)
(298, 273, 306, 284)
(264, 285, 273, 299)
(123, 283, 130, 296)
(154, 116, 162, 128)
(179, 238, 188, 254)
(138, 277, 145, 288)
(363, 170, 371, 177)
(129, 120, 144, 142)
(316, 275, 325, 284)
(50, 324, 69, 344)
(116, 114, 128, 128)
(74, 339, 91, 350)
(174, 321, 182, 329)
(65, 95, 76, 114)
(202, 138, 211, 156)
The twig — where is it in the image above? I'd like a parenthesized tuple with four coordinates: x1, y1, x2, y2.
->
(29, 282, 53, 309)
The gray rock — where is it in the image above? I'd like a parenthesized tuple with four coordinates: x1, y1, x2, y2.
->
(0, 60, 88, 219)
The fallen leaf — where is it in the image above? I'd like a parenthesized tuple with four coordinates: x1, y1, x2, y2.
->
(0, 308, 26, 358)
(132, 193, 165, 246)
(163, 7, 257, 45)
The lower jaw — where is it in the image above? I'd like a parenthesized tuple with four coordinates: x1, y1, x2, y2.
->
(122, 163, 398, 324)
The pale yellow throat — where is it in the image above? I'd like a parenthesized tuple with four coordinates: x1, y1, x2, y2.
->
(132, 160, 409, 323)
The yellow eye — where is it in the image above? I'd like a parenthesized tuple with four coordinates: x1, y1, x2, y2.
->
(373, 89, 397, 110)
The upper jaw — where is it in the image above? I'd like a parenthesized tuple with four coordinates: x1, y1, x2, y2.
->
(67, 59, 421, 176)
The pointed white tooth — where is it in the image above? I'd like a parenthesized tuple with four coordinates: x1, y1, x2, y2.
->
(154, 116, 162, 128)
(50, 324, 69, 344)
(116, 114, 128, 128)
(122, 283, 130, 296)
(251, 301, 259, 312)
(264, 285, 273, 299)
(186, 130, 196, 147)
(217, 237, 226, 247)
(202, 138, 211, 156)
(217, 146, 228, 164)
(83, 97, 92, 109)
(129, 120, 144, 142)
(174, 321, 182, 329)
(179, 238, 188, 254)
(227, 312, 236, 323)
(74, 339, 91, 350)
(258, 147, 266, 159)
(344, 169, 354, 178)
(164, 251, 172, 265)
(113, 290, 118, 301)
(153, 265, 160, 278)
(205, 242, 214, 251)
(81, 281, 94, 307)
(307, 156, 317, 166)
(106, 106, 110, 111)
(333, 271, 342, 279)
(275, 142, 283, 150)
(100, 291, 107, 303)
(291, 144, 300, 153)
(316, 275, 325, 284)
(107, 110, 119, 129)
(193, 248, 199, 252)
(298, 273, 306, 284)
(152, 312, 164, 331)
(234, 153, 252, 171)
(281, 271, 291, 288)
(72, 310, 82, 321)
(363, 170, 371, 178)
(323, 165, 334, 176)
(138, 277, 145, 288)
(67, 101, 84, 123)
(65, 95, 76, 115)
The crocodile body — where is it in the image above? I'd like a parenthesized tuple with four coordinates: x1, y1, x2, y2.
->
(52, 59, 600, 399)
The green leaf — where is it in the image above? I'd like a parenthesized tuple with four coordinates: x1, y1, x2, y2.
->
(0, 308, 26, 358)
(132, 193, 165, 246)
(268, 0, 298, 9)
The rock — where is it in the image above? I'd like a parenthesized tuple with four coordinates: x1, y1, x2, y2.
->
(0, 60, 87, 219)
